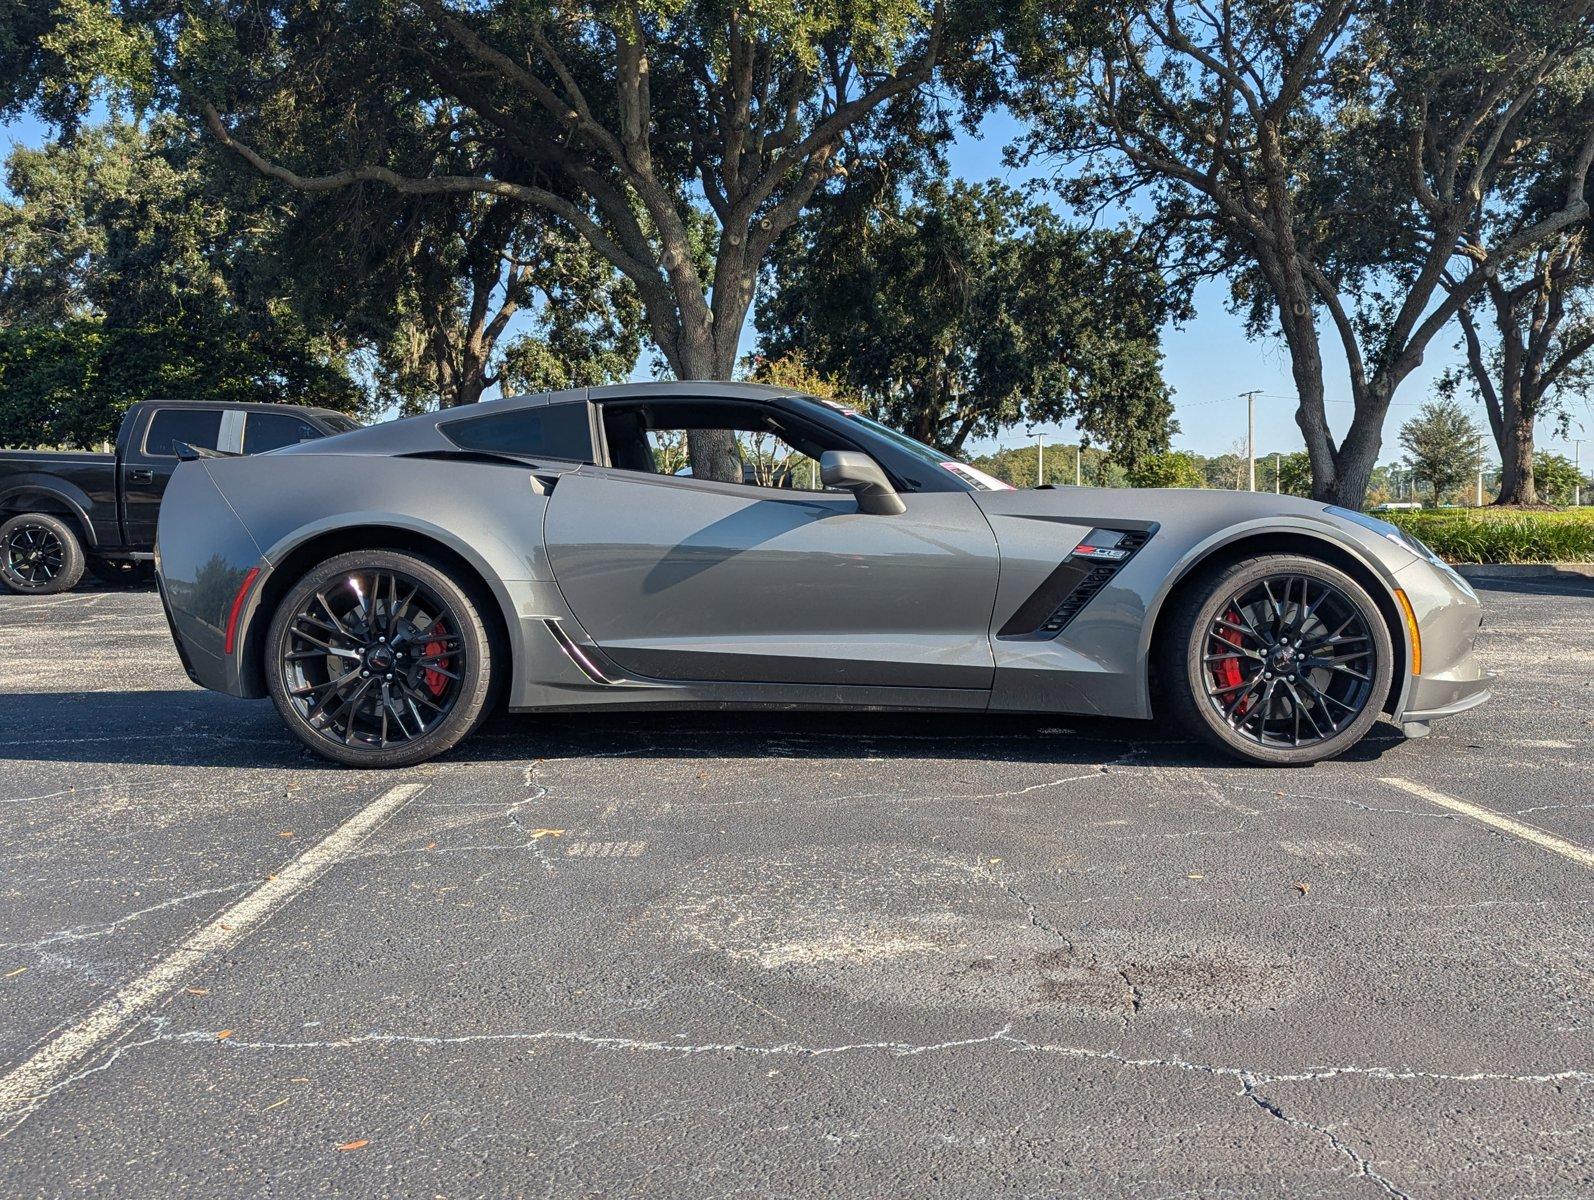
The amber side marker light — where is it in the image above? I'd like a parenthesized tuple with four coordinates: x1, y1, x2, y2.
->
(1393, 587, 1422, 676)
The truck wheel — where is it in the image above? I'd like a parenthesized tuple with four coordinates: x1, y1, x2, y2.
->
(0, 513, 87, 595)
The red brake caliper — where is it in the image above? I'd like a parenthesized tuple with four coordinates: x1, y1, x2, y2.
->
(1213, 607, 1251, 716)
(421, 621, 450, 698)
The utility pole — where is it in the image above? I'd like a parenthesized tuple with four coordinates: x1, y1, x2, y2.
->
(1476, 469, 1484, 507)
(1075, 444, 1082, 487)
(1575, 439, 1584, 507)
(1274, 452, 1280, 495)
(1036, 429, 1044, 486)
(1240, 390, 1261, 491)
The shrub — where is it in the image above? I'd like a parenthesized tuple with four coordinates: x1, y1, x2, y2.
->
(1384, 508, 1594, 563)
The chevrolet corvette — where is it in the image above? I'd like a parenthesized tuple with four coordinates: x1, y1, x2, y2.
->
(155, 382, 1490, 768)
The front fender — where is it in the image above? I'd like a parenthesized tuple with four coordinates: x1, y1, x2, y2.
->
(1134, 516, 1418, 717)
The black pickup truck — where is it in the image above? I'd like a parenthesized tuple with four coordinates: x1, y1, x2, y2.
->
(0, 400, 360, 594)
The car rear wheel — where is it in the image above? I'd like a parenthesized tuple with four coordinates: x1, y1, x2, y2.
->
(1160, 554, 1394, 766)
(265, 550, 494, 767)
(0, 513, 86, 595)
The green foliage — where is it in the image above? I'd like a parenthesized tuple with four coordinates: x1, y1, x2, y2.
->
(758, 174, 1179, 465)
(999, 0, 1594, 508)
(0, 118, 362, 443)
(1398, 400, 1486, 504)
(1385, 508, 1594, 563)
(741, 351, 852, 403)
(1532, 452, 1592, 506)
(1126, 451, 1205, 489)
(968, 442, 1124, 488)
(1275, 451, 1313, 499)
(0, 318, 359, 448)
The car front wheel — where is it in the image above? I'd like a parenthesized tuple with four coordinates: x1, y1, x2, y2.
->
(265, 550, 494, 767)
(1160, 554, 1394, 766)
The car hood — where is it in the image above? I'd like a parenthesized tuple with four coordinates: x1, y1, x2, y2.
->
(970, 485, 1332, 525)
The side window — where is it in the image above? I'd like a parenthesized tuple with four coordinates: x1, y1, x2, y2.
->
(603, 403, 832, 491)
(142, 409, 223, 458)
(439, 402, 594, 460)
(243, 412, 322, 454)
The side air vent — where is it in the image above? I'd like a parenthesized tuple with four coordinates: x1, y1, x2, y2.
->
(1038, 567, 1119, 633)
(997, 523, 1159, 639)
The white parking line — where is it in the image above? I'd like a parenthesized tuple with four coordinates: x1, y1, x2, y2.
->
(1381, 777, 1594, 870)
(0, 781, 428, 1132)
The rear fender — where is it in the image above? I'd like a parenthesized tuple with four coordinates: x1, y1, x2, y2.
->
(0, 476, 99, 548)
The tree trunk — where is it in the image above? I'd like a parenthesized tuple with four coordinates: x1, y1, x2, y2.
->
(1495, 405, 1537, 505)
(666, 320, 744, 483)
(451, 371, 489, 407)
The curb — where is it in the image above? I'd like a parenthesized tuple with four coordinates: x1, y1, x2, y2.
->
(1452, 562, 1594, 580)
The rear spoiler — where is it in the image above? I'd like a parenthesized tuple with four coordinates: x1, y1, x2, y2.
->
(173, 441, 240, 462)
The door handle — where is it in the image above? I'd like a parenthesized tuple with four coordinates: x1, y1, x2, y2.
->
(128, 469, 154, 484)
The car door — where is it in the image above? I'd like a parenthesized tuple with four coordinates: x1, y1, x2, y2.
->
(121, 407, 234, 547)
(542, 466, 1001, 690)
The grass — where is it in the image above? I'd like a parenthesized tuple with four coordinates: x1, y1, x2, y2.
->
(1383, 507, 1594, 564)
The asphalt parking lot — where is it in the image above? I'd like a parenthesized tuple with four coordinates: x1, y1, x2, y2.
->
(0, 574, 1589, 1198)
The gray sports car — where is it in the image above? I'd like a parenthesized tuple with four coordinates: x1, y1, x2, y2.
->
(155, 382, 1490, 768)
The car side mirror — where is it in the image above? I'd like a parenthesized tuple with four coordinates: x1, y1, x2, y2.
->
(820, 450, 906, 516)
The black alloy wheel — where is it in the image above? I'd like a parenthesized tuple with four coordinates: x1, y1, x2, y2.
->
(1162, 554, 1394, 765)
(265, 550, 493, 767)
(0, 513, 86, 595)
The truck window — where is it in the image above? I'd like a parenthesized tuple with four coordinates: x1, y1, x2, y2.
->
(143, 409, 224, 458)
(438, 402, 593, 460)
(244, 412, 323, 454)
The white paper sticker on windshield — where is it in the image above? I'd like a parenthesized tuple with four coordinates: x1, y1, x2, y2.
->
(939, 461, 1014, 491)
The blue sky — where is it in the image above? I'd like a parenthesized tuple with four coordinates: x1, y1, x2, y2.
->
(5, 108, 1586, 467)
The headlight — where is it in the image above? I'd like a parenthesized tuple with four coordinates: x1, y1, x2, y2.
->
(1325, 506, 1474, 598)
(1324, 506, 1436, 562)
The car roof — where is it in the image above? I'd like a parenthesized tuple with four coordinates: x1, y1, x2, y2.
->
(524, 381, 796, 408)
(270, 381, 810, 458)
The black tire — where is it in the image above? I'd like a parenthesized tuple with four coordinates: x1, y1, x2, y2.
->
(0, 512, 86, 595)
(1159, 554, 1394, 766)
(264, 549, 494, 768)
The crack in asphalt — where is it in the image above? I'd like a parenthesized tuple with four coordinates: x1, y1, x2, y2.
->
(0, 882, 254, 953)
(1240, 1081, 1412, 1200)
(11, 1012, 1582, 1192)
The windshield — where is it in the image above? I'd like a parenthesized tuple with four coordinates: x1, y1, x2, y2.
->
(809, 399, 1013, 491)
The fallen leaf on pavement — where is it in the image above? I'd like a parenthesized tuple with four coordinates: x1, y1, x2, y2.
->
(4, 967, 27, 978)
(337, 1139, 369, 1152)
(528, 829, 564, 840)
(1293, 882, 1310, 896)
(216, 1030, 234, 1040)
(263, 1098, 289, 1112)
(186, 987, 209, 995)
(279, 831, 295, 838)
